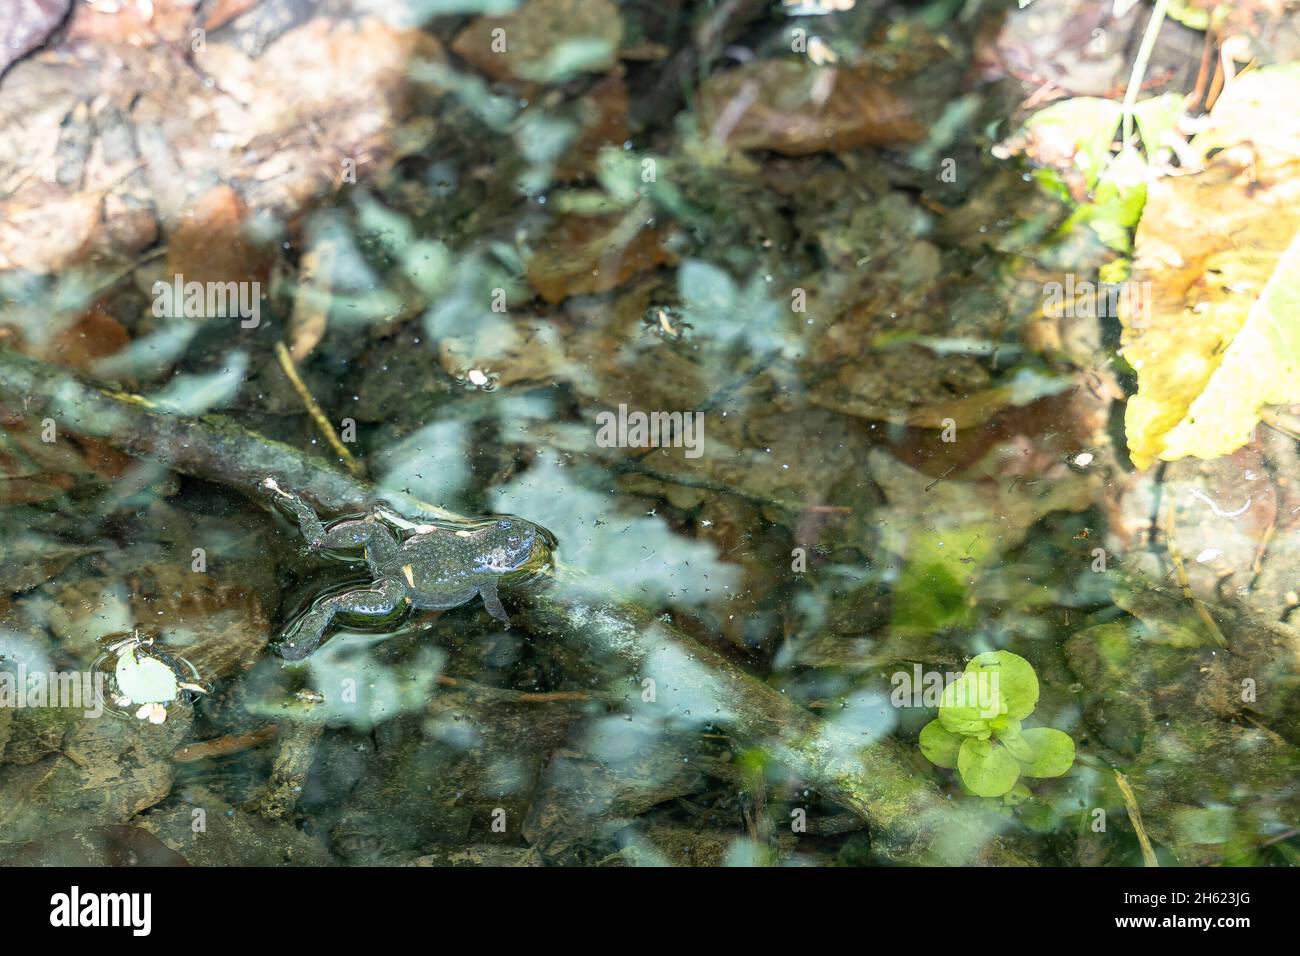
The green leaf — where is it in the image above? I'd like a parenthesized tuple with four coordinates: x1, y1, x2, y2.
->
(995, 718, 1035, 762)
(1003, 782, 1033, 806)
(1099, 258, 1130, 285)
(1070, 146, 1148, 252)
(1166, 0, 1209, 30)
(114, 650, 179, 705)
(1023, 97, 1123, 191)
(957, 737, 1021, 797)
(888, 528, 993, 635)
(919, 719, 963, 768)
(1132, 93, 1185, 160)
(966, 650, 1038, 720)
(1000, 734, 1033, 763)
(990, 714, 1021, 738)
(1017, 727, 1076, 778)
(937, 673, 1000, 738)
(890, 558, 971, 634)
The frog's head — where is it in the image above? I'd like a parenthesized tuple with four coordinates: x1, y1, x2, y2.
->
(477, 517, 557, 575)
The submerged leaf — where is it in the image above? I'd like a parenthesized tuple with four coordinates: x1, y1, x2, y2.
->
(957, 737, 1021, 797)
(450, 0, 621, 84)
(698, 61, 924, 155)
(919, 718, 962, 769)
(1016, 727, 1076, 778)
(938, 673, 999, 738)
(1122, 65, 1300, 468)
(966, 650, 1039, 720)
(1020, 97, 1122, 192)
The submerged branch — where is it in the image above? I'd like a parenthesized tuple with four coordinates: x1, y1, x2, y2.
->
(0, 348, 1033, 865)
(0, 347, 457, 523)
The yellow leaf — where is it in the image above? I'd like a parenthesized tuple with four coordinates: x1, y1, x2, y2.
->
(1122, 66, 1300, 468)
(1157, 232, 1300, 461)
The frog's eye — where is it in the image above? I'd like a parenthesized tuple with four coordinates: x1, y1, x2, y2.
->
(496, 519, 510, 530)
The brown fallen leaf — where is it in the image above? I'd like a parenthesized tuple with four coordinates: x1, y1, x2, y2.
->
(0, 413, 135, 506)
(41, 303, 130, 371)
(128, 566, 270, 681)
(527, 213, 676, 304)
(555, 70, 630, 182)
(288, 237, 338, 362)
(698, 61, 924, 156)
(0, 534, 98, 592)
(977, 0, 1131, 97)
(451, 0, 623, 85)
(163, 185, 269, 295)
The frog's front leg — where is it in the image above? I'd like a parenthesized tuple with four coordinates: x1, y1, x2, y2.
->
(277, 577, 408, 661)
(477, 579, 511, 625)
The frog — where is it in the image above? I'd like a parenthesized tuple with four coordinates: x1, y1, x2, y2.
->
(261, 477, 556, 660)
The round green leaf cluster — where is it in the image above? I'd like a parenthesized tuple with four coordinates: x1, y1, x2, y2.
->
(918, 651, 1075, 798)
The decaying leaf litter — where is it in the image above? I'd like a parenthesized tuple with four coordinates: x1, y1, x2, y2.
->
(0, 0, 1298, 867)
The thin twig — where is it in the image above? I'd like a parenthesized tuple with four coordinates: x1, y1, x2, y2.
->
(1121, 0, 1171, 149)
(1186, 28, 1215, 111)
(172, 725, 279, 763)
(273, 341, 363, 478)
(1162, 502, 1229, 647)
(1260, 407, 1300, 442)
(1114, 770, 1160, 867)
(434, 674, 592, 704)
(1257, 826, 1300, 850)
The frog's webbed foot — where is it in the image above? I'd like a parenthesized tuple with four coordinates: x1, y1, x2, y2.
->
(275, 577, 408, 661)
(479, 581, 512, 625)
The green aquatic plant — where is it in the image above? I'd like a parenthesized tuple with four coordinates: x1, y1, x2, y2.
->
(918, 651, 1075, 798)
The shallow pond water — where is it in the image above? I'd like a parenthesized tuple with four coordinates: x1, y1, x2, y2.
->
(0, 0, 1298, 869)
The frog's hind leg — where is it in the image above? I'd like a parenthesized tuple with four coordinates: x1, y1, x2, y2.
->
(277, 577, 408, 661)
(478, 579, 512, 625)
(264, 480, 339, 550)
(312, 517, 400, 567)
(264, 480, 400, 565)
